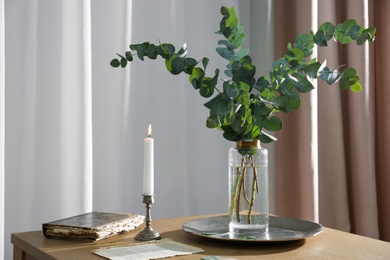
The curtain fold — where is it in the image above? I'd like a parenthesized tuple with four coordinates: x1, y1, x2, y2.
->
(274, 0, 319, 222)
(60, 0, 93, 215)
(274, 0, 389, 241)
(374, 0, 390, 241)
(0, 0, 4, 258)
(4, 0, 93, 258)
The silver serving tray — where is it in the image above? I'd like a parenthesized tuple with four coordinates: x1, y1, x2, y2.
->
(182, 215, 323, 242)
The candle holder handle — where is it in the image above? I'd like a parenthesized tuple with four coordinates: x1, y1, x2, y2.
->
(135, 195, 161, 241)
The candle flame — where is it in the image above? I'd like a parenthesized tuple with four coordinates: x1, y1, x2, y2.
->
(147, 124, 152, 137)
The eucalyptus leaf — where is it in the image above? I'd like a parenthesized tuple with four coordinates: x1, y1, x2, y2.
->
(218, 39, 234, 50)
(314, 30, 327, 46)
(318, 22, 335, 41)
(232, 33, 246, 48)
(190, 67, 204, 90)
(232, 48, 249, 61)
(254, 76, 269, 92)
(120, 57, 127, 68)
(263, 116, 282, 131)
(259, 131, 277, 143)
(216, 47, 233, 60)
(304, 62, 321, 78)
(110, 59, 120, 68)
(351, 82, 362, 92)
(125, 51, 133, 61)
(183, 58, 198, 74)
(178, 43, 188, 58)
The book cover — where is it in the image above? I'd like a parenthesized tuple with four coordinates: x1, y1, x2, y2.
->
(42, 211, 144, 241)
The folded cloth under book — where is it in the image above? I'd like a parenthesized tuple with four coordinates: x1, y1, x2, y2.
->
(43, 211, 144, 241)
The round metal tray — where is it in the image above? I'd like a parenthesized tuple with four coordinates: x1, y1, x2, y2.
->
(182, 215, 323, 243)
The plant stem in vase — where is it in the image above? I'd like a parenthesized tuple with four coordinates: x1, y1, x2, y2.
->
(228, 139, 268, 237)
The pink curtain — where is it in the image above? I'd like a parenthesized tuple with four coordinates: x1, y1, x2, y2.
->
(274, 0, 390, 241)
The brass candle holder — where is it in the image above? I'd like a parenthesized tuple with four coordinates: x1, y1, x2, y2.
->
(135, 195, 161, 241)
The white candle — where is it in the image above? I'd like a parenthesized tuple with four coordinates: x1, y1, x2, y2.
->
(143, 124, 154, 195)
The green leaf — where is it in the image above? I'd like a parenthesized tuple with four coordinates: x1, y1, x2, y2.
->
(278, 78, 294, 95)
(183, 58, 198, 74)
(365, 27, 376, 42)
(206, 117, 218, 129)
(260, 88, 275, 101)
(202, 57, 209, 70)
(339, 19, 357, 32)
(232, 48, 249, 61)
(225, 6, 238, 28)
(339, 78, 349, 91)
(224, 69, 232, 77)
(165, 54, 184, 75)
(231, 107, 253, 134)
(232, 25, 245, 43)
(125, 51, 133, 61)
(258, 131, 277, 143)
(335, 20, 358, 44)
(351, 82, 362, 92)
(304, 62, 321, 78)
(130, 43, 147, 61)
(254, 76, 269, 92)
(335, 31, 352, 44)
(222, 126, 241, 141)
(177, 43, 188, 58)
(314, 30, 327, 46)
(296, 78, 315, 93)
(120, 57, 127, 68)
(160, 43, 175, 58)
(356, 28, 376, 45)
(351, 83, 363, 92)
(250, 125, 260, 139)
(218, 39, 234, 50)
(199, 69, 219, 98)
(274, 92, 301, 112)
(294, 33, 314, 57)
(285, 48, 304, 65)
(343, 67, 357, 77)
(347, 24, 361, 40)
(190, 67, 204, 90)
(110, 59, 120, 68)
(145, 43, 158, 59)
(216, 47, 233, 60)
(209, 99, 235, 127)
(318, 22, 335, 41)
(252, 102, 272, 118)
(223, 81, 239, 99)
(231, 56, 256, 86)
(263, 116, 282, 131)
(204, 93, 230, 109)
(232, 33, 246, 48)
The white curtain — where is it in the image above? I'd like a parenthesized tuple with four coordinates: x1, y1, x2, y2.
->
(2, 0, 274, 258)
(0, 0, 5, 258)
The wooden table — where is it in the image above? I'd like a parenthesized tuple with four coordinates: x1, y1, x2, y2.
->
(11, 214, 390, 259)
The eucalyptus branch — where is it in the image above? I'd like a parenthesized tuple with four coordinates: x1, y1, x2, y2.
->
(111, 5, 375, 145)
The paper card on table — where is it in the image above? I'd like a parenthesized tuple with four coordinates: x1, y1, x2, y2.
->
(93, 238, 204, 260)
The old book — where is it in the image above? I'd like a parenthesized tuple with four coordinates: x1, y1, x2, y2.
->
(42, 211, 144, 241)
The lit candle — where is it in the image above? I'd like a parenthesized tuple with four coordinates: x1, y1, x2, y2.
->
(143, 124, 154, 195)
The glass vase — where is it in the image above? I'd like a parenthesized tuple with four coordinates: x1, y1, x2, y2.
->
(228, 139, 268, 237)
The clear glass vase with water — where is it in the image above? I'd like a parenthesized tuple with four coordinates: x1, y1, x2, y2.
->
(228, 139, 268, 238)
